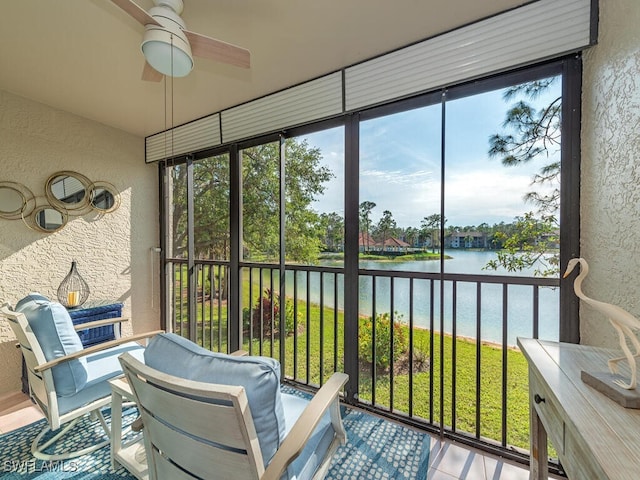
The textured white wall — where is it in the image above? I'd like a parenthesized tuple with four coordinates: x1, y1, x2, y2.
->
(0, 90, 160, 394)
(581, 1, 640, 347)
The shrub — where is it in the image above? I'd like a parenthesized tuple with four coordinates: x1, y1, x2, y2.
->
(358, 312, 408, 370)
(280, 297, 298, 335)
(244, 289, 300, 338)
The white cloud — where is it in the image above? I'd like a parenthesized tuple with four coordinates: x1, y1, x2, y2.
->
(361, 168, 433, 185)
(442, 169, 544, 226)
(358, 167, 555, 228)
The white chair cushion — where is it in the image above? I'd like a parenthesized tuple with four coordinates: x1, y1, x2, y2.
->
(144, 333, 285, 466)
(16, 293, 88, 397)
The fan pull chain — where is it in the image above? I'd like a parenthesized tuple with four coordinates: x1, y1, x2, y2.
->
(163, 34, 176, 162)
(170, 33, 175, 159)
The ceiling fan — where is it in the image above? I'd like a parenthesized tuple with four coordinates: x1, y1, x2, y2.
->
(111, 0, 250, 82)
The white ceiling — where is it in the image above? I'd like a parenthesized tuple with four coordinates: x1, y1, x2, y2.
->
(0, 0, 527, 138)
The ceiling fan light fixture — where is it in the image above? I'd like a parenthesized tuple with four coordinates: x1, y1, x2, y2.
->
(111, 0, 251, 80)
(141, 27, 193, 77)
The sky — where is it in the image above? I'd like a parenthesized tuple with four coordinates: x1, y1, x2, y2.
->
(302, 77, 561, 230)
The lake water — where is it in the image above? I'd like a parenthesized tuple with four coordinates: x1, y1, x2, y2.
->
(285, 250, 559, 346)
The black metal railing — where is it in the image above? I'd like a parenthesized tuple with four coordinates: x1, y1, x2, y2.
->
(168, 260, 230, 352)
(166, 258, 559, 463)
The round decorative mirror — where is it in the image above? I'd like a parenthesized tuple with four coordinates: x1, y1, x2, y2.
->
(4, 172, 119, 233)
(89, 181, 120, 213)
(0, 186, 24, 216)
(31, 206, 67, 233)
(45, 171, 92, 211)
(0, 181, 35, 219)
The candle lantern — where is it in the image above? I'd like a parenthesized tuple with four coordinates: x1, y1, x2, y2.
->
(57, 261, 90, 308)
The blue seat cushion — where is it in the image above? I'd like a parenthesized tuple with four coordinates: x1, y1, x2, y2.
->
(16, 293, 87, 397)
(57, 342, 145, 416)
(281, 393, 335, 480)
(144, 333, 285, 466)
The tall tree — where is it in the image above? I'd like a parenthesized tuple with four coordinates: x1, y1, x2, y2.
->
(485, 212, 558, 276)
(319, 212, 344, 252)
(359, 201, 376, 253)
(403, 226, 419, 249)
(486, 77, 561, 276)
(193, 155, 230, 259)
(241, 140, 334, 262)
(375, 210, 397, 252)
(169, 163, 188, 259)
(284, 140, 334, 262)
(170, 139, 333, 264)
(170, 158, 231, 260)
(489, 78, 561, 214)
(421, 213, 444, 254)
(241, 143, 282, 260)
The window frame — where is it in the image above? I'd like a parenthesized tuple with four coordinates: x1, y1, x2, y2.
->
(159, 55, 581, 348)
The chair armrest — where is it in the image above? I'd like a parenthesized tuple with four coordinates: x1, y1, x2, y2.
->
(34, 330, 164, 373)
(230, 349, 249, 356)
(72, 316, 129, 331)
(262, 372, 348, 480)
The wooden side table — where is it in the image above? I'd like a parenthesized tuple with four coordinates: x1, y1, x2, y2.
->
(109, 377, 148, 480)
(518, 338, 640, 480)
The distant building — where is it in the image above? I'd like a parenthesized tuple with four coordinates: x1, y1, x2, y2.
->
(358, 233, 410, 253)
(382, 237, 411, 252)
(446, 231, 488, 249)
(358, 232, 378, 252)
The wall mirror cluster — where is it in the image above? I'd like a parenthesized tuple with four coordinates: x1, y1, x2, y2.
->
(0, 171, 120, 233)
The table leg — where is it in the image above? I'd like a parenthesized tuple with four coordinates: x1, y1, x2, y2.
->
(110, 390, 123, 471)
(530, 395, 548, 480)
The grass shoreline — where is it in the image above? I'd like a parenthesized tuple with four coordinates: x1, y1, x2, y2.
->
(318, 252, 452, 262)
(238, 290, 531, 449)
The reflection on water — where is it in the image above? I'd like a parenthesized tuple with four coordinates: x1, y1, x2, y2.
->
(284, 250, 559, 346)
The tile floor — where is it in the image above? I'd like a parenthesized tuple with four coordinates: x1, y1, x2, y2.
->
(427, 439, 532, 479)
(0, 390, 43, 435)
(1, 390, 540, 479)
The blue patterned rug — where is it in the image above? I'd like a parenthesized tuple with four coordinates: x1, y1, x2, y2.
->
(0, 392, 431, 479)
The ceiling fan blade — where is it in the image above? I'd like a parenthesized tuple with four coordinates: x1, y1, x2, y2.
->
(184, 30, 250, 69)
(111, 0, 161, 27)
(142, 61, 164, 82)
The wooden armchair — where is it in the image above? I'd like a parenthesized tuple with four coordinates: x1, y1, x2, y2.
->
(1, 295, 161, 460)
(120, 333, 348, 480)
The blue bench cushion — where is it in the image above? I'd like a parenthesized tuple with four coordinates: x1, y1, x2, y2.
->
(144, 333, 285, 466)
(16, 293, 88, 397)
